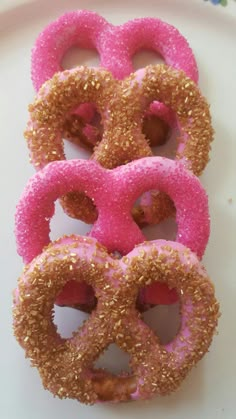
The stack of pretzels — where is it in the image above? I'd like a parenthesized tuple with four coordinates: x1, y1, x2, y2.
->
(13, 10, 220, 404)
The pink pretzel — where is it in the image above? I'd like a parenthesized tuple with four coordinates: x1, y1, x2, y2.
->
(13, 236, 219, 403)
(32, 10, 198, 89)
(31, 10, 198, 148)
(15, 157, 210, 308)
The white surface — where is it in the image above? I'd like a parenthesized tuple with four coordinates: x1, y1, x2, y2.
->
(0, 1, 236, 418)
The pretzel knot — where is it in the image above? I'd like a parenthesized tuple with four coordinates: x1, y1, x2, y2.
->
(13, 236, 219, 404)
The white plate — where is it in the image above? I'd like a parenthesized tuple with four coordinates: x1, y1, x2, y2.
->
(1, 1, 236, 418)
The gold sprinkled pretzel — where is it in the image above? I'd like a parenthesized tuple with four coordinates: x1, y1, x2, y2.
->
(25, 64, 213, 226)
(13, 236, 219, 404)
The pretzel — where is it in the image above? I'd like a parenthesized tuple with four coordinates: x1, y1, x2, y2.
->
(13, 236, 219, 404)
(32, 11, 198, 90)
(25, 65, 213, 226)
